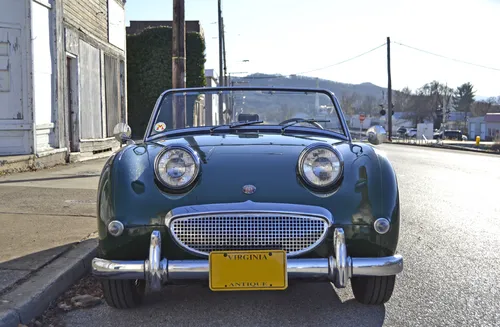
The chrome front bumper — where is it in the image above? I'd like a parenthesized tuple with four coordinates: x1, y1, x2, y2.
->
(92, 228, 403, 291)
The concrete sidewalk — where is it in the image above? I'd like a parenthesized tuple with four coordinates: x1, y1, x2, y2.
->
(0, 157, 109, 326)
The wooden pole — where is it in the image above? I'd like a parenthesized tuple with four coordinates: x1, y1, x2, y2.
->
(222, 16, 228, 122)
(222, 17, 227, 85)
(217, 0, 224, 124)
(172, 0, 186, 128)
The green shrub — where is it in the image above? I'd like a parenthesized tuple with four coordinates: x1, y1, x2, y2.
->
(126, 26, 206, 138)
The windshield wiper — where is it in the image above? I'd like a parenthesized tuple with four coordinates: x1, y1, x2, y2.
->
(210, 120, 264, 133)
(281, 119, 330, 133)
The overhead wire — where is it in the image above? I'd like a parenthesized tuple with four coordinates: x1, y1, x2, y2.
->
(242, 43, 386, 79)
(294, 43, 386, 75)
(393, 41, 500, 72)
(237, 40, 500, 81)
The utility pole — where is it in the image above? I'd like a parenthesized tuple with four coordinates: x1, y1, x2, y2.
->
(222, 17, 227, 86)
(222, 16, 228, 122)
(217, 0, 224, 125)
(387, 36, 393, 141)
(172, 0, 186, 129)
(442, 83, 448, 128)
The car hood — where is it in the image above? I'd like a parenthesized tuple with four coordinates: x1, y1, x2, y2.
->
(111, 132, 389, 225)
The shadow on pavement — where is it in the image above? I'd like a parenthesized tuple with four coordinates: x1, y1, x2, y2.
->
(0, 174, 100, 184)
(0, 243, 75, 295)
(69, 282, 386, 327)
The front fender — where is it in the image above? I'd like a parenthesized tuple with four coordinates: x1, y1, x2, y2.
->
(96, 151, 117, 241)
(373, 147, 400, 255)
(96, 143, 156, 235)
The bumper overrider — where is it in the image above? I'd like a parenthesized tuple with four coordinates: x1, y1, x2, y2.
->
(92, 228, 403, 291)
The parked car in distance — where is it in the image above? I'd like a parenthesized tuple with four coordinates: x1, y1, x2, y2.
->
(433, 130, 466, 141)
(405, 128, 417, 138)
(91, 86, 404, 310)
(396, 127, 407, 137)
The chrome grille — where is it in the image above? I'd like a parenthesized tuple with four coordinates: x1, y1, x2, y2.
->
(169, 213, 329, 256)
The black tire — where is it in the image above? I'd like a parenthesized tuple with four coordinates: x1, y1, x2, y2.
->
(101, 279, 145, 309)
(351, 275, 396, 305)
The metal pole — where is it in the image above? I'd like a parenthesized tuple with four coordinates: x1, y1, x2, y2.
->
(172, 0, 186, 129)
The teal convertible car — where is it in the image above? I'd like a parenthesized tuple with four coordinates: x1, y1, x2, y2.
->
(92, 86, 403, 309)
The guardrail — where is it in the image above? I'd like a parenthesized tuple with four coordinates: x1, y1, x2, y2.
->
(391, 136, 438, 146)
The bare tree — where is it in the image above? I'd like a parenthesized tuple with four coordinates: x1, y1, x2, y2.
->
(471, 101, 492, 117)
(399, 84, 435, 125)
(440, 84, 454, 112)
(393, 87, 413, 112)
(340, 92, 360, 115)
(359, 95, 377, 115)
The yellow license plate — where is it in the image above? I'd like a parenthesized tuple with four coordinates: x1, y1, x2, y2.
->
(209, 250, 288, 291)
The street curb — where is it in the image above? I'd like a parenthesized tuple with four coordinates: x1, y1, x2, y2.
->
(0, 239, 97, 327)
(384, 141, 500, 155)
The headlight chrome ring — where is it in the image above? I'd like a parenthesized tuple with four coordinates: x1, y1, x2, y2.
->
(154, 145, 201, 191)
(374, 217, 391, 234)
(298, 143, 344, 190)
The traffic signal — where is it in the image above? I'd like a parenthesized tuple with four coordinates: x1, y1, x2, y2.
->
(379, 109, 395, 116)
(379, 103, 395, 116)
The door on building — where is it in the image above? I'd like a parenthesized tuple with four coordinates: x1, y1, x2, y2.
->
(470, 123, 475, 139)
(66, 55, 80, 152)
(104, 54, 121, 137)
(0, 27, 30, 155)
(480, 123, 486, 140)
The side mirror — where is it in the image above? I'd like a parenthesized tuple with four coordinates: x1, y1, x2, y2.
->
(366, 125, 387, 145)
(113, 123, 134, 145)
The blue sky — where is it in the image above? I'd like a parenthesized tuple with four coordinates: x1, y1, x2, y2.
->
(125, 0, 500, 97)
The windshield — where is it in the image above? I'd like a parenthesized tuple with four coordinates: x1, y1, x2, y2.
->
(147, 88, 346, 139)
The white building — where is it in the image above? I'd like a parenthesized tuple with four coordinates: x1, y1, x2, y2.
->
(468, 113, 500, 141)
(204, 69, 221, 125)
(0, 0, 127, 166)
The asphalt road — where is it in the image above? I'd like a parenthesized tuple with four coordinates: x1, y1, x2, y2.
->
(57, 145, 500, 326)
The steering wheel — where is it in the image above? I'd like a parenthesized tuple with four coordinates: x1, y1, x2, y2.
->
(278, 118, 324, 129)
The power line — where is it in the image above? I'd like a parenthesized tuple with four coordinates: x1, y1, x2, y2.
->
(294, 43, 386, 75)
(394, 41, 500, 72)
(242, 43, 386, 79)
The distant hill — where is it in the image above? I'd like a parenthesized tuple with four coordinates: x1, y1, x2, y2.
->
(231, 73, 387, 100)
(231, 73, 498, 104)
(231, 73, 500, 116)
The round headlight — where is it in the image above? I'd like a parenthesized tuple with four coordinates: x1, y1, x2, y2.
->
(298, 144, 343, 189)
(154, 145, 201, 190)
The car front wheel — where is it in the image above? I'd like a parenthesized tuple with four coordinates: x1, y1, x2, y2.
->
(101, 279, 146, 309)
(350, 275, 396, 305)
